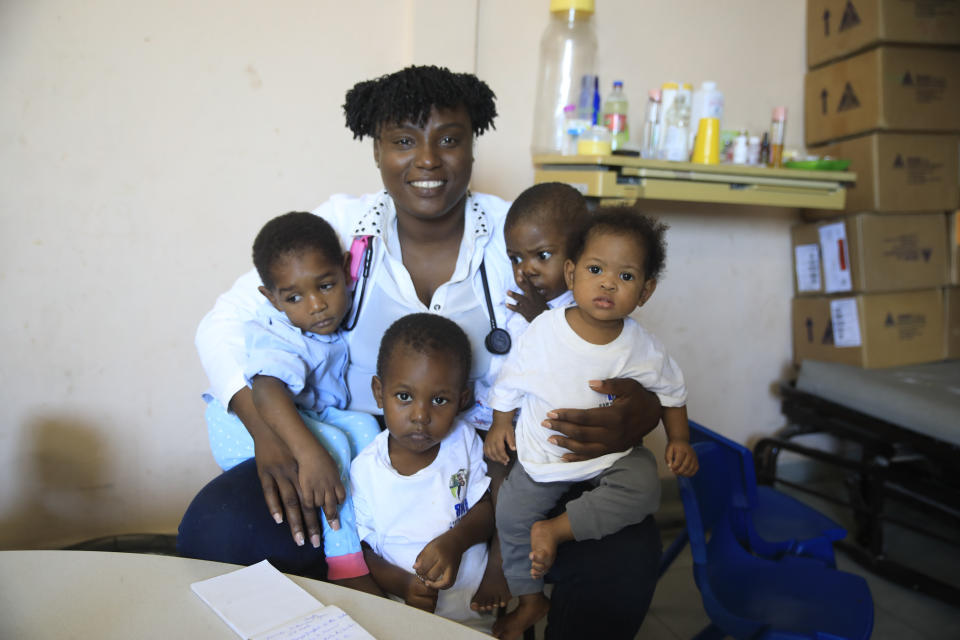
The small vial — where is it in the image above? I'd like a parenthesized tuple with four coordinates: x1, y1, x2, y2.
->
(760, 132, 770, 165)
(731, 131, 748, 164)
(747, 136, 761, 165)
(769, 106, 787, 168)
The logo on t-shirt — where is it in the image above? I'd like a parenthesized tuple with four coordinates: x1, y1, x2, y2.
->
(449, 469, 469, 526)
(599, 394, 616, 408)
(449, 469, 467, 499)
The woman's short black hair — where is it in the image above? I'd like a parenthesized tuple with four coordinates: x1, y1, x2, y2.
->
(252, 212, 343, 290)
(343, 65, 497, 140)
(376, 313, 472, 389)
(571, 206, 669, 281)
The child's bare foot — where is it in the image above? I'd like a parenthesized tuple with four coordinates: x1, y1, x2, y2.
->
(492, 593, 549, 640)
(471, 535, 511, 612)
(529, 516, 572, 579)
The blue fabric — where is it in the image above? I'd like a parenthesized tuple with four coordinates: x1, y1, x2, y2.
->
(200, 399, 379, 563)
(244, 302, 350, 411)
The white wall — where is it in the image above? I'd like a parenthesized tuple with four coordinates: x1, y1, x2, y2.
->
(0, 0, 805, 549)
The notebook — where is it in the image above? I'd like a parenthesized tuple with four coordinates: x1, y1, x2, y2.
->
(190, 560, 375, 639)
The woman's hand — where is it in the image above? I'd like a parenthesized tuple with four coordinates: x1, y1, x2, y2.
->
(542, 378, 662, 462)
(230, 387, 323, 548)
(505, 274, 550, 323)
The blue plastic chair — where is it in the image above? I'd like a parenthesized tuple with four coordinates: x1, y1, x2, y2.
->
(661, 421, 845, 576)
(689, 421, 846, 566)
(679, 440, 874, 640)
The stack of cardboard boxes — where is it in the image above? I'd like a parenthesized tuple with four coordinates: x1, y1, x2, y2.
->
(792, 0, 960, 368)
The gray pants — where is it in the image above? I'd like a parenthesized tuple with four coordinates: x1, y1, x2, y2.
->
(495, 447, 661, 596)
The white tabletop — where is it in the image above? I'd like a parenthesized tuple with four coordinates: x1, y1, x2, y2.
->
(0, 550, 491, 639)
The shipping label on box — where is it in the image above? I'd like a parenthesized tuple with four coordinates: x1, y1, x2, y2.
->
(819, 222, 853, 293)
(793, 289, 945, 368)
(805, 48, 960, 146)
(795, 243, 823, 292)
(807, 0, 960, 69)
(810, 133, 960, 213)
(792, 213, 948, 295)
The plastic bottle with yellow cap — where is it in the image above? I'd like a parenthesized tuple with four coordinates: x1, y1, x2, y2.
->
(531, 0, 598, 156)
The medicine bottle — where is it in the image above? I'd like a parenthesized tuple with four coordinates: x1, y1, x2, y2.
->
(768, 106, 787, 168)
(602, 81, 629, 151)
(660, 88, 691, 162)
(531, 0, 598, 156)
(689, 81, 724, 153)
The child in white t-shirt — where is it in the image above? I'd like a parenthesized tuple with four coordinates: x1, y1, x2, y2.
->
(349, 313, 495, 633)
(484, 207, 699, 638)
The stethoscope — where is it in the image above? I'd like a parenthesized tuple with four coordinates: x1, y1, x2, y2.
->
(342, 237, 511, 355)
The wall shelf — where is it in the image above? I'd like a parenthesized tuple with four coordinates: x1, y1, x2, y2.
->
(532, 154, 856, 210)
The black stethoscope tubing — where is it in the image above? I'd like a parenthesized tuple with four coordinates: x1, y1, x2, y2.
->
(341, 239, 511, 355)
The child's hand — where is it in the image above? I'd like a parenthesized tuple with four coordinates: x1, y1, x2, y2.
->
(413, 534, 462, 591)
(297, 446, 346, 532)
(484, 421, 516, 465)
(506, 273, 550, 323)
(665, 441, 699, 477)
(403, 573, 439, 612)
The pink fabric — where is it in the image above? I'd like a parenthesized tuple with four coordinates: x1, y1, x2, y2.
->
(325, 551, 369, 580)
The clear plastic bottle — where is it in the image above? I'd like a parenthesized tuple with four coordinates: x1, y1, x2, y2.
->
(640, 88, 662, 159)
(602, 80, 629, 151)
(660, 89, 691, 161)
(530, 0, 598, 156)
(659, 82, 679, 128)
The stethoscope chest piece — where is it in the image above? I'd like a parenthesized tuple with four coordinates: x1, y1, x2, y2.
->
(485, 327, 512, 355)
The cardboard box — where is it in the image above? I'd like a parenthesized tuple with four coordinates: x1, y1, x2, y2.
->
(793, 289, 945, 368)
(807, 133, 959, 213)
(951, 211, 960, 285)
(792, 213, 949, 296)
(807, 0, 960, 69)
(946, 286, 960, 358)
(804, 47, 960, 146)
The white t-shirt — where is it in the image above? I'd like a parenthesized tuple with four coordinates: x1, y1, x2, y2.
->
(486, 307, 687, 483)
(466, 289, 575, 430)
(349, 420, 492, 632)
(196, 191, 513, 414)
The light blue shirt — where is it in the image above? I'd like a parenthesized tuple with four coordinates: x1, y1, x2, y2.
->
(243, 301, 350, 411)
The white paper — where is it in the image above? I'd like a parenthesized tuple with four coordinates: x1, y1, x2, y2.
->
(830, 298, 862, 347)
(818, 222, 852, 293)
(794, 244, 822, 292)
(256, 607, 374, 640)
(191, 560, 374, 640)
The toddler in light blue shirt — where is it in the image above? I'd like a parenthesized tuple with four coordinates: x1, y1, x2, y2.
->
(206, 212, 379, 582)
